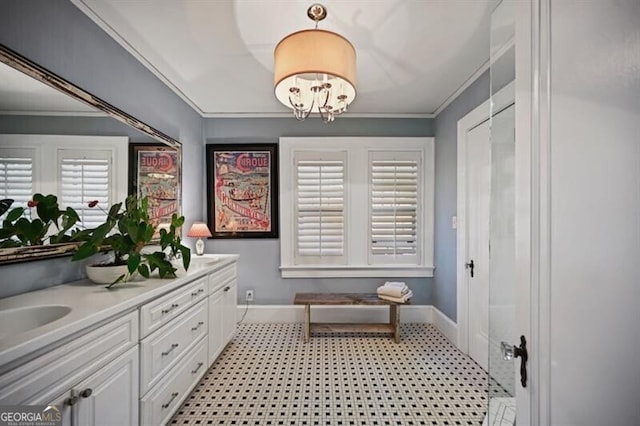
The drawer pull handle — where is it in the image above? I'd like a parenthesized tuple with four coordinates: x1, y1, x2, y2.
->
(191, 288, 205, 296)
(191, 362, 204, 374)
(80, 388, 93, 398)
(161, 303, 179, 315)
(224, 286, 230, 292)
(161, 392, 179, 409)
(161, 343, 179, 356)
(191, 321, 204, 331)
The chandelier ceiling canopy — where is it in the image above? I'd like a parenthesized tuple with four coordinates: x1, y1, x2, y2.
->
(274, 4, 357, 123)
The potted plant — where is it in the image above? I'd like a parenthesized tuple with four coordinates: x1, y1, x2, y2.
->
(0, 193, 80, 247)
(71, 195, 191, 287)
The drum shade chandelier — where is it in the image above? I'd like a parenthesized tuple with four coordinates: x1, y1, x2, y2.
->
(274, 4, 357, 123)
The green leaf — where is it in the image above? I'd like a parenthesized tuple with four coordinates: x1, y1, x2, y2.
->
(127, 253, 141, 274)
(138, 263, 150, 278)
(0, 199, 14, 216)
(72, 241, 98, 260)
(6, 207, 24, 222)
(180, 246, 191, 270)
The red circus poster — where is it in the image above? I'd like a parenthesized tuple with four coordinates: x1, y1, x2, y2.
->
(213, 150, 272, 234)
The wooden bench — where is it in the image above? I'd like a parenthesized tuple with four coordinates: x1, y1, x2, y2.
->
(293, 292, 406, 343)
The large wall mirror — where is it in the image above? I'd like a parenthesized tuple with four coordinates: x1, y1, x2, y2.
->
(0, 44, 181, 264)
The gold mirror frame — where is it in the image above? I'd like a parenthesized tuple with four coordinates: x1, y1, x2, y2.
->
(0, 44, 181, 264)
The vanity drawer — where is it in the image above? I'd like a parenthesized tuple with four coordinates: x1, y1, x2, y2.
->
(140, 299, 207, 396)
(0, 311, 138, 404)
(140, 277, 207, 338)
(140, 338, 208, 426)
(208, 262, 236, 294)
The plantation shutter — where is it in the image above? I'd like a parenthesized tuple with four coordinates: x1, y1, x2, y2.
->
(0, 149, 35, 219)
(370, 155, 420, 263)
(294, 152, 346, 264)
(58, 149, 112, 230)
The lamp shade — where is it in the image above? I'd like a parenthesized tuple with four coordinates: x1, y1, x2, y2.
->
(187, 222, 212, 238)
(274, 29, 357, 115)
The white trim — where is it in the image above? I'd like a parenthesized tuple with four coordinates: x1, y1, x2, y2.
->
(456, 81, 515, 355)
(514, 0, 547, 424)
(279, 265, 434, 278)
(430, 306, 458, 347)
(202, 112, 435, 119)
(434, 61, 490, 117)
(237, 304, 433, 324)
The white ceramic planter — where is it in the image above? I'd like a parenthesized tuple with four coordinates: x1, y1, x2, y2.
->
(85, 264, 132, 284)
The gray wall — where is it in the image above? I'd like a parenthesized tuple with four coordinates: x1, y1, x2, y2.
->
(0, 0, 202, 296)
(204, 117, 436, 305)
(432, 71, 490, 321)
(0, 115, 155, 142)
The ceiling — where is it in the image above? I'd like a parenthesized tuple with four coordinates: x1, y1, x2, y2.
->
(73, 0, 498, 118)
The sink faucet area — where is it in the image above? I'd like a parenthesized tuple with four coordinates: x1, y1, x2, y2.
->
(0, 305, 71, 340)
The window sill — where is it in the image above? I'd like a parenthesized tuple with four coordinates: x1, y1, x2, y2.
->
(279, 265, 434, 278)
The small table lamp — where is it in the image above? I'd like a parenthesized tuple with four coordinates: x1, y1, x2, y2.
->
(187, 222, 212, 256)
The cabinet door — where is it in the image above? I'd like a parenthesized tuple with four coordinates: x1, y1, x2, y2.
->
(208, 290, 225, 364)
(222, 278, 237, 343)
(75, 346, 139, 426)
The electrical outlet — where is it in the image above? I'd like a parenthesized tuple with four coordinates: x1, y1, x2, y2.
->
(245, 290, 254, 302)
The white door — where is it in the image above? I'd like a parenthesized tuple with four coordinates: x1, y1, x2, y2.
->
(464, 117, 492, 370)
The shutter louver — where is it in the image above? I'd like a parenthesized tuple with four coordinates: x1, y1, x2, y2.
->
(296, 159, 345, 258)
(60, 157, 111, 229)
(371, 160, 418, 256)
(0, 155, 34, 219)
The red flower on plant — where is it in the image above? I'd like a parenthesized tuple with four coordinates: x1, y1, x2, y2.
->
(88, 200, 99, 208)
(27, 200, 38, 208)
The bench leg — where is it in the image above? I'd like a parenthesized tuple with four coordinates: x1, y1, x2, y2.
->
(304, 304, 310, 343)
(390, 304, 400, 343)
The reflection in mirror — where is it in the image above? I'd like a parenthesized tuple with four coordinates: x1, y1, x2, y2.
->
(0, 44, 181, 264)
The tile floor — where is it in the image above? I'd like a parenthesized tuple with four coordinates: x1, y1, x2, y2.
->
(170, 323, 503, 426)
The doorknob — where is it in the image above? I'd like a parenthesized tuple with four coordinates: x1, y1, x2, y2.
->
(465, 259, 475, 277)
(501, 335, 528, 388)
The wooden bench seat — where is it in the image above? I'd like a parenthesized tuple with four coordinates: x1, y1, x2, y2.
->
(293, 292, 407, 343)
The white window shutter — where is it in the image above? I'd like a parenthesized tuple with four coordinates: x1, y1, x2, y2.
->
(294, 152, 346, 265)
(370, 155, 420, 263)
(58, 149, 112, 230)
(0, 149, 35, 219)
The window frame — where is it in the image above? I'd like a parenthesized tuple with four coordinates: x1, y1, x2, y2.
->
(0, 134, 128, 226)
(279, 137, 434, 278)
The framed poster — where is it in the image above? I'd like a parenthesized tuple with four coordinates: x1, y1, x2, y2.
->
(206, 143, 278, 238)
(129, 143, 182, 237)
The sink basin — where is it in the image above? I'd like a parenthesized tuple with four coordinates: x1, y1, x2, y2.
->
(0, 305, 71, 339)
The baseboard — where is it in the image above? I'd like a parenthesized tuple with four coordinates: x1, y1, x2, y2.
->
(430, 306, 459, 347)
(236, 304, 433, 324)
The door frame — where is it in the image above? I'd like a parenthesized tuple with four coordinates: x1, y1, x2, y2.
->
(456, 81, 515, 355)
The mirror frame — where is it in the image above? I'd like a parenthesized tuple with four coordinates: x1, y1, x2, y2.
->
(0, 43, 181, 264)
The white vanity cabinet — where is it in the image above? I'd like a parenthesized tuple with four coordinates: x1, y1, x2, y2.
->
(207, 261, 237, 364)
(0, 255, 239, 426)
(0, 311, 139, 426)
(139, 276, 210, 425)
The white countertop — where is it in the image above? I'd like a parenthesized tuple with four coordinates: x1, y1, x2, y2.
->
(0, 254, 238, 369)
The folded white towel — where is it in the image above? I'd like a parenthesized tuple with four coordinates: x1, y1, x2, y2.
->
(378, 290, 413, 304)
(384, 281, 407, 290)
(377, 285, 409, 298)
